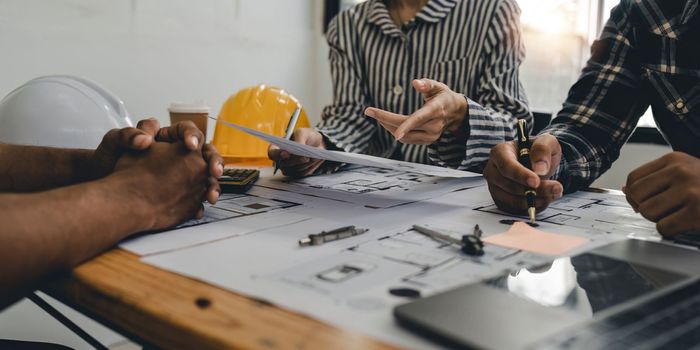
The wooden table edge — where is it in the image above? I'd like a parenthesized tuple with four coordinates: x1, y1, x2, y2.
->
(42, 248, 397, 350)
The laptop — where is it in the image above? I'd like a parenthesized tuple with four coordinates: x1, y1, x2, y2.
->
(394, 239, 700, 349)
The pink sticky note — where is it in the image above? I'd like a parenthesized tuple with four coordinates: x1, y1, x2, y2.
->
(483, 222, 590, 256)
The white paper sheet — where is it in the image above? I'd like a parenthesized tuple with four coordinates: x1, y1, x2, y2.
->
(211, 117, 479, 178)
(256, 165, 484, 208)
(139, 176, 644, 349)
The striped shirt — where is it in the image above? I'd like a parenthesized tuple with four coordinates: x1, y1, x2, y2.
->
(544, 0, 700, 192)
(317, 0, 531, 173)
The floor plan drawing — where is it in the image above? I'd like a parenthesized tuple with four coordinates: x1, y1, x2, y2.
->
(256, 165, 483, 208)
(473, 191, 657, 235)
(176, 193, 300, 229)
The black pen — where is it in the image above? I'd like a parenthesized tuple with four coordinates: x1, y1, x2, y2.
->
(516, 119, 536, 224)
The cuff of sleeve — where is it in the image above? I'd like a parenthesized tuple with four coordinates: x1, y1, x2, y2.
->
(426, 95, 470, 168)
(549, 155, 572, 193)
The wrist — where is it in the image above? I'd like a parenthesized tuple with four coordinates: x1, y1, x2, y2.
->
(447, 92, 468, 133)
(99, 170, 159, 234)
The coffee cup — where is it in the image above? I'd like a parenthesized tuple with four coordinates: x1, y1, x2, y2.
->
(168, 102, 210, 137)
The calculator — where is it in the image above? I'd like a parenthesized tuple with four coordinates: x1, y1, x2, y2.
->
(218, 168, 260, 193)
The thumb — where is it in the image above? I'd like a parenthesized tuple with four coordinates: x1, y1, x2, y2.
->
(100, 127, 153, 154)
(529, 134, 561, 177)
(413, 79, 443, 98)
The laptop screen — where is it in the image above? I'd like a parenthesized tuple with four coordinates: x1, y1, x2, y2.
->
(483, 253, 689, 316)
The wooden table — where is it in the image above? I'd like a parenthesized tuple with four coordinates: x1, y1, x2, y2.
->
(42, 249, 395, 350)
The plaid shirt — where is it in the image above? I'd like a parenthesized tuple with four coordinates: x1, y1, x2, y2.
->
(542, 0, 700, 192)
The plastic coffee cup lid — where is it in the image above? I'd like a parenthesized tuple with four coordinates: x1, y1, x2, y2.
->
(168, 101, 210, 114)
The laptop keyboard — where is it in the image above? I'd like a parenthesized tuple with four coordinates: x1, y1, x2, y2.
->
(533, 278, 700, 349)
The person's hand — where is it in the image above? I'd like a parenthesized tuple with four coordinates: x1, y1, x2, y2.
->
(140, 119, 224, 204)
(113, 141, 209, 231)
(623, 152, 700, 236)
(364, 79, 467, 145)
(90, 119, 224, 204)
(483, 134, 564, 214)
(267, 128, 326, 178)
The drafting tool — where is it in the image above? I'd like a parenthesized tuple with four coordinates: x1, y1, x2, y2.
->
(299, 225, 369, 247)
(412, 225, 484, 256)
(274, 107, 302, 175)
(516, 119, 536, 224)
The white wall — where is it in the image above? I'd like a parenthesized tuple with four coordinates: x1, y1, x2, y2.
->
(0, 0, 332, 141)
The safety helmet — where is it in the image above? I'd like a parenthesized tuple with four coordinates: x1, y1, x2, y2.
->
(0, 75, 133, 149)
(213, 84, 311, 166)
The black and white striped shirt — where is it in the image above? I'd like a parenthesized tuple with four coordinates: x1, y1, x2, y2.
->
(317, 0, 531, 173)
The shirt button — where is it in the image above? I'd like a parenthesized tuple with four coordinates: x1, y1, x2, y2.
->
(676, 101, 685, 110)
(393, 85, 404, 95)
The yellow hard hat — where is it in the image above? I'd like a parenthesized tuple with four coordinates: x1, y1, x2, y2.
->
(213, 84, 311, 166)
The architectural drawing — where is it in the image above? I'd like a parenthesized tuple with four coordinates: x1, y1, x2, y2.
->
(176, 193, 299, 229)
(256, 165, 482, 208)
(473, 192, 656, 234)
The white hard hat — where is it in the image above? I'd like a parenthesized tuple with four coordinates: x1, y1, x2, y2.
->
(0, 75, 133, 149)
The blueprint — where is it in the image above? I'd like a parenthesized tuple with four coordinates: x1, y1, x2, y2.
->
(137, 176, 649, 349)
(257, 165, 484, 208)
(472, 189, 657, 237)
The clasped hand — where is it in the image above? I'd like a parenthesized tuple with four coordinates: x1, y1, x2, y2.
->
(93, 119, 224, 229)
(624, 151, 700, 236)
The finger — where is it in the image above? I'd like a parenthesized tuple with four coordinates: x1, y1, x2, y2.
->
(156, 121, 204, 151)
(268, 144, 285, 161)
(279, 155, 312, 168)
(626, 156, 668, 190)
(529, 134, 561, 177)
(418, 119, 444, 135)
(413, 79, 443, 98)
(282, 160, 322, 178)
(206, 176, 220, 204)
(203, 144, 225, 178)
(637, 188, 683, 222)
(397, 130, 439, 145)
(656, 207, 698, 237)
(195, 203, 205, 220)
(488, 183, 557, 214)
(136, 118, 161, 137)
(489, 142, 540, 189)
(376, 120, 398, 134)
(102, 127, 154, 154)
(395, 105, 440, 140)
(488, 161, 562, 198)
(365, 107, 407, 128)
(625, 167, 672, 208)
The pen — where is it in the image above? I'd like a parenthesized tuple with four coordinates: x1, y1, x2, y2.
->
(516, 119, 537, 224)
(274, 106, 302, 176)
(299, 225, 369, 246)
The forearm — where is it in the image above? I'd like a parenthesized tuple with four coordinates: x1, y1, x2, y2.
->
(540, 2, 647, 192)
(428, 96, 529, 173)
(0, 172, 150, 308)
(0, 144, 94, 192)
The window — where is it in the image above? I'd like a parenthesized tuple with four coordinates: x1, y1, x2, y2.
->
(519, 0, 601, 113)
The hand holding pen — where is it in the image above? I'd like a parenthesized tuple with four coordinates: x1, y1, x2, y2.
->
(274, 107, 301, 175)
(268, 109, 327, 178)
(482, 121, 564, 216)
(515, 120, 537, 223)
